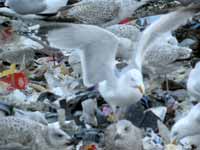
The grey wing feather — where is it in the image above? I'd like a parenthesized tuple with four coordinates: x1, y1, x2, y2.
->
(79, 38, 119, 86)
(42, 23, 119, 86)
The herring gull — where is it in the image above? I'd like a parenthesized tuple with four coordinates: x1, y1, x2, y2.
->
(39, 23, 145, 116)
(143, 32, 192, 78)
(0, 0, 68, 15)
(105, 120, 143, 150)
(0, 117, 71, 150)
(57, 0, 154, 27)
(171, 103, 200, 144)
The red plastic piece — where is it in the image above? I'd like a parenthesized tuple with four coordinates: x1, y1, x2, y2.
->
(119, 18, 130, 24)
(0, 72, 28, 90)
(82, 144, 97, 150)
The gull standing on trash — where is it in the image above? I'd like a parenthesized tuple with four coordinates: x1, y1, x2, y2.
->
(142, 32, 192, 91)
(105, 120, 143, 150)
(171, 103, 200, 144)
(0, 0, 69, 15)
(57, 0, 155, 27)
(187, 61, 200, 102)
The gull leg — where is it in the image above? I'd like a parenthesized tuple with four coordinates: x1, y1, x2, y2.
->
(101, 18, 120, 28)
(108, 105, 119, 122)
(164, 74, 169, 92)
(114, 106, 127, 120)
(140, 96, 150, 109)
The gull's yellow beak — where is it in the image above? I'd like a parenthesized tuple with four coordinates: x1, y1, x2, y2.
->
(171, 139, 177, 145)
(136, 85, 144, 95)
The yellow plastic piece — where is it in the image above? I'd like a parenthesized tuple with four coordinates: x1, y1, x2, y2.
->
(0, 64, 16, 78)
(107, 113, 117, 122)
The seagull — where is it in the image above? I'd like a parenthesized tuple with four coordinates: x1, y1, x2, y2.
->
(143, 32, 192, 82)
(0, 117, 71, 150)
(57, 0, 154, 27)
(187, 61, 200, 102)
(105, 120, 143, 150)
(0, 0, 68, 15)
(171, 103, 200, 144)
(39, 23, 145, 116)
(39, 3, 200, 117)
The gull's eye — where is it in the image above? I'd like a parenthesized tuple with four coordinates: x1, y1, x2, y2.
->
(130, 78, 135, 82)
(124, 126, 129, 131)
(55, 133, 64, 138)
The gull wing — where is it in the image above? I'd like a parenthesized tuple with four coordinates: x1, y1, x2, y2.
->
(40, 23, 119, 87)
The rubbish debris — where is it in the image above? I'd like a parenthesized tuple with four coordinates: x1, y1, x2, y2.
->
(0, 0, 200, 150)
